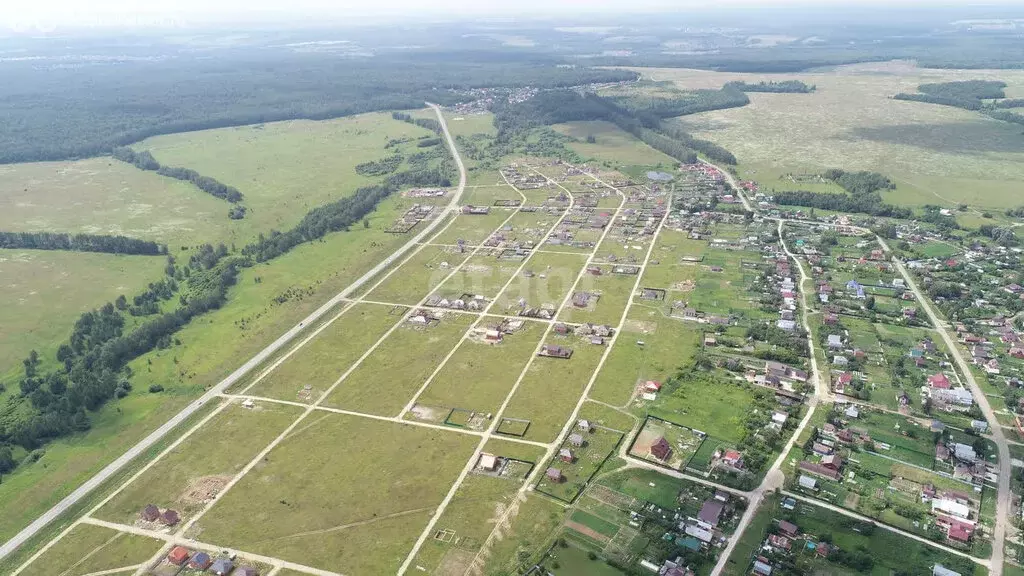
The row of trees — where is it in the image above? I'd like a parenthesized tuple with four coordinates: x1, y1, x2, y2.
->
(391, 112, 443, 134)
(355, 154, 403, 176)
(0, 231, 165, 255)
(612, 84, 750, 119)
(725, 80, 815, 93)
(112, 147, 244, 203)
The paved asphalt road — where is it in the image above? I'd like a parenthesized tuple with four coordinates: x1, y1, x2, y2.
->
(0, 103, 467, 562)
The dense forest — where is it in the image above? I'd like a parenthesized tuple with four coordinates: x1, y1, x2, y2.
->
(0, 231, 165, 255)
(894, 80, 1018, 118)
(774, 169, 908, 218)
(725, 80, 816, 93)
(112, 147, 244, 204)
(0, 53, 636, 164)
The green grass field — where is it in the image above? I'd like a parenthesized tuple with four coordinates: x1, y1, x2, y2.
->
(558, 273, 635, 327)
(365, 245, 471, 305)
(480, 493, 565, 575)
(417, 319, 545, 413)
(94, 400, 301, 524)
(322, 312, 476, 415)
(0, 250, 166, 385)
(434, 254, 524, 299)
(493, 252, 589, 312)
(432, 211, 514, 245)
(499, 338, 605, 443)
(243, 302, 404, 402)
(137, 111, 436, 240)
(648, 379, 757, 444)
(552, 121, 679, 167)
(649, 62, 1024, 213)
(0, 158, 232, 249)
(194, 413, 478, 574)
(16, 523, 164, 576)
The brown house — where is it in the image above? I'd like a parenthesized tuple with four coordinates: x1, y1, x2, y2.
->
(649, 436, 672, 461)
(141, 504, 160, 522)
(546, 467, 563, 483)
(160, 509, 180, 526)
(167, 546, 190, 566)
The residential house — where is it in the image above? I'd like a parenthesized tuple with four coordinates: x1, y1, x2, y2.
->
(211, 557, 234, 576)
(188, 552, 213, 570)
(697, 500, 725, 528)
(568, 433, 586, 447)
(167, 547, 190, 566)
(160, 510, 180, 526)
(559, 448, 575, 463)
(649, 436, 672, 461)
(141, 504, 160, 522)
(545, 468, 563, 483)
(721, 450, 744, 470)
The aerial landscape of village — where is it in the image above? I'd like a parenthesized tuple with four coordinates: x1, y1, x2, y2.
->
(1, 3, 1024, 576)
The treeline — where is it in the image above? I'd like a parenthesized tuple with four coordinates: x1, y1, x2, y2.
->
(112, 147, 244, 204)
(993, 98, 1024, 109)
(610, 84, 749, 119)
(355, 154, 403, 176)
(894, 80, 1008, 111)
(725, 80, 815, 93)
(986, 110, 1024, 126)
(774, 190, 912, 219)
(0, 231, 165, 255)
(823, 169, 895, 195)
(391, 112, 442, 134)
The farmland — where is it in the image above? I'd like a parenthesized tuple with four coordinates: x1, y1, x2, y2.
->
(16, 524, 164, 576)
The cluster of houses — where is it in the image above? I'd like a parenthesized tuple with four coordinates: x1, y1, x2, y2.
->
(553, 321, 614, 345)
(404, 187, 447, 198)
(544, 420, 595, 483)
(754, 516, 834, 575)
(746, 361, 808, 394)
(926, 488, 981, 545)
(139, 504, 180, 528)
(676, 491, 736, 554)
(923, 372, 975, 413)
(423, 293, 487, 312)
(387, 204, 435, 234)
(500, 165, 548, 189)
(165, 546, 255, 575)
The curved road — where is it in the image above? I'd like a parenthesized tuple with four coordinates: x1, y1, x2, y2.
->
(0, 102, 467, 562)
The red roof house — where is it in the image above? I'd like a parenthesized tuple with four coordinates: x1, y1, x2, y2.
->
(928, 373, 951, 389)
(167, 546, 190, 566)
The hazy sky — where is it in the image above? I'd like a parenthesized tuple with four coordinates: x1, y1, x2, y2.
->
(2, 0, 1019, 30)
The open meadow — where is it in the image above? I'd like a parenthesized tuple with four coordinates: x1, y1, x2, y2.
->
(643, 62, 1024, 213)
(193, 413, 479, 574)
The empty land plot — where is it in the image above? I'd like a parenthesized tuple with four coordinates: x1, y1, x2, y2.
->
(95, 400, 302, 524)
(493, 252, 589, 313)
(0, 250, 166, 380)
(417, 319, 545, 414)
(432, 211, 513, 245)
(499, 340, 605, 443)
(590, 312, 701, 406)
(462, 185, 521, 206)
(138, 112, 434, 236)
(504, 210, 560, 241)
(552, 121, 679, 166)
(649, 379, 758, 444)
(16, 523, 164, 576)
(243, 303, 403, 402)
(322, 312, 477, 415)
(408, 469, 536, 574)
(558, 273, 636, 326)
(365, 245, 470, 305)
(434, 254, 522, 299)
(657, 63, 1024, 212)
(0, 158, 230, 249)
(193, 414, 478, 575)
(479, 493, 565, 576)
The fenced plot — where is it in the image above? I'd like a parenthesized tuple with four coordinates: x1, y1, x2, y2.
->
(535, 425, 625, 504)
(627, 415, 705, 471)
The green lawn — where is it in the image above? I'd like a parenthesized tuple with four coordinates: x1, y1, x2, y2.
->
(322, 312, 477, 415)
(16, 523, 164, 576)
(417, 318, 545, 414)
(558, 273, 636, 327)
(481, 493, 565, 575)
(648, 379, 756, 444)
(194, 413, 478, 575)
(432, 211, 514, 245)
(95, 400, 301, 524)
(243, 302, 404, 402)
(552, 121, 678, 167)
